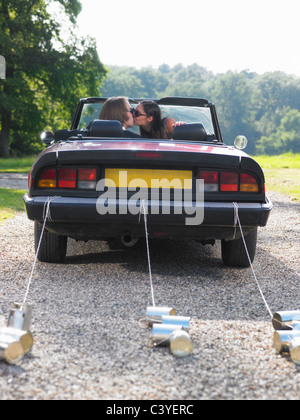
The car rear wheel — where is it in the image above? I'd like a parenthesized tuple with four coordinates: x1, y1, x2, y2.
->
(221, 227, 257, 268)
(34, 221, 67, 263)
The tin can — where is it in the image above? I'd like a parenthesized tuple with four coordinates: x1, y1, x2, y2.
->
(273, 330, 300, 354)
(272, 311, 300, 331)
(290, 337, 300, 366)
(7, 302, 32, 331)
(161, 315, 190, 332)
(146, 307, 176, 325)
(169, 330, 193, 358)
(151, 323, 182, 347)
(0, 336, 24, 365)
(0, 327, 33, 354)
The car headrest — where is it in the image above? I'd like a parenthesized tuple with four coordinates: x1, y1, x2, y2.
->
(88, 120, 124, 138)
(173, 123, 207, 142)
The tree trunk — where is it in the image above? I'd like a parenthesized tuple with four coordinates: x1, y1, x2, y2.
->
(0, 110, 11, 157)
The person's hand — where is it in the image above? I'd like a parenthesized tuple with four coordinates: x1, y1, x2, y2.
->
(173, 121, 186, 127)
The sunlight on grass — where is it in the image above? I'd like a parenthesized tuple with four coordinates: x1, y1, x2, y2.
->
(252, 154, 300, 202)
(0, 188, 27, 225)
(254, 153, 300, 169)
(0, 156, 36, 173)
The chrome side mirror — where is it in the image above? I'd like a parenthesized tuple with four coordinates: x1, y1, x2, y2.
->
(234, 135, 248, 150)
(40, 131, 55, 146)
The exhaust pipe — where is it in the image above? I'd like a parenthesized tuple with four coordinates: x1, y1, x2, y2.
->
(120, 233, 139, 247)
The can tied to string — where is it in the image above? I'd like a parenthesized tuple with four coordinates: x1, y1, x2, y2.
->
(272, 311, 300, 331)
(0, 327, 33, 355)
(0, 331, 25, 365)
(7, 302, 33, 332)
(161, 315, 190, 332)
(151, 323, 183, 347)
(169, 329, 193, 358)
(146, 307, 176, 325)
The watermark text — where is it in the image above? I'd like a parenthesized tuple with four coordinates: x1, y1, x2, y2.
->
(96, 173, 204, 226)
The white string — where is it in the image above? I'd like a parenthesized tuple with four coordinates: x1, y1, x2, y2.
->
(23, 197, 58, 303)
(233, 202, 273, 319)
(141, 199, 156, 307)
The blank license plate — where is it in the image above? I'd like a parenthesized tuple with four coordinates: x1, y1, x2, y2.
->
(105, 169, 193, 189)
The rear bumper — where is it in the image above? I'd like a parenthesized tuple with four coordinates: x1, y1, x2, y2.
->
(23, 193, 273, 241)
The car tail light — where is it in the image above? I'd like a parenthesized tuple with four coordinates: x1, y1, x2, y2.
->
(37, 169, 57, 188)
(136, 152, 163, 158)
(240, 173, 259, 192)
(199, 169, 260, 193)
(58, 168, 76, 188)
(78, 168, 97, 189)
(36, 167, 97, 189)
(220, 172, 239, 192)
(199, 171, 219, 192)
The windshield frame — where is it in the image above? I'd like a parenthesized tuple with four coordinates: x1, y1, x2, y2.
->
(71, 97, 223, 143)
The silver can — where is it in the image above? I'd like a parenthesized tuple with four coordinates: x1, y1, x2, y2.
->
(273, 330, 300, 354)
(290, 337, 300, 366)
(0, 327, 33, 354)
(272, 311, 300, 331)
(0, 336, 24, 365)
(151, 323, 183, 347)
(146, 307, 176, 325)
(7, 302, 32, 331)
(161, 315, 190, 332)
(169, 330, 193, 358)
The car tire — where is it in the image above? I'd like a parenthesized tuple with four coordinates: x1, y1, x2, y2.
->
(34, 221, 67, 263)
(221, 227, 257, 268)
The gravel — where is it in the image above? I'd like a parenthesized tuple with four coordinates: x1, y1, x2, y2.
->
(0, 191, 299, 400)
(0, 173, 28, 190)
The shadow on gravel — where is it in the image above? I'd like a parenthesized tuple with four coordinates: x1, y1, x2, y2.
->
(61, 237, 300, 323)
(65, 238, 223, 272)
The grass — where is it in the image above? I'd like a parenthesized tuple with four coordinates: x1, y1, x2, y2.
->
(0, 188, 27, 225)
(253, 153, 300, 202)
(0, 156, 36, 173)
(253, 153, 300, 169)
(0, 156, 35, 224)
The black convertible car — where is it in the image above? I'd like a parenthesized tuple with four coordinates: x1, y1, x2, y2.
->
(24, 97, 272, 266)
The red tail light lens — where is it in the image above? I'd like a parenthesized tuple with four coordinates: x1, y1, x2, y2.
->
(58, 168, 76, 188)
(199, 171, 219, 192)
(37, 167, 97, 189)
(240, 173, 259, 192)
(220, 172, 239, 192)
(78, 168, 97, 189)
(136, 152, 163, 158)
(78, 168, 97, 181)
(37, 169, 57, 188)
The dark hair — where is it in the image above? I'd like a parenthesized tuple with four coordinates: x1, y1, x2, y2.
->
(139, 101, 165, 139)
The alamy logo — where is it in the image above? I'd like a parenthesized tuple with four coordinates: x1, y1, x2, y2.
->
(0, 55, 6, 79)
(96, 172, 205, 226)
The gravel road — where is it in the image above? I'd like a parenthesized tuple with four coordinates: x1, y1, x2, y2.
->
(0, 173, 28, 190)
(0, 191, 299, 400)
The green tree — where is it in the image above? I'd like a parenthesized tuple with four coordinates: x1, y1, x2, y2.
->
(256, 109, 300, 154)
(0, 0, 106, 157)
(101, 64, 300, 154)
(208, 72, 257, 151)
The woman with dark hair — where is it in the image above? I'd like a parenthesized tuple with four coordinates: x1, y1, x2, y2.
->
(134, 101, 176, 139)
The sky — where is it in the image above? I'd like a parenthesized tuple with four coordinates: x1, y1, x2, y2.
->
(76, 0, 300, 77)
